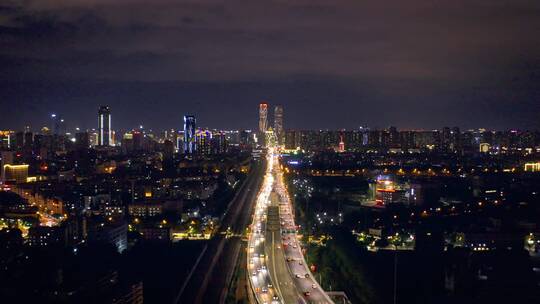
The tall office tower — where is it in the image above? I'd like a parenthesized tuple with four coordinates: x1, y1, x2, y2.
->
(450, 127, 461, 152)
(183, 115, 196, 154)
(14, 132, 24, 150)
(274, 105, 284, 145)
(98, 106, 112, 146)
(388, 126, 399, 148)
(51, 114, 66, 135)
(441, 127, 451, 151)
(240, 130, 252, 147)
(23, 132, 33, 156)
(51, 114, 59, 135)
(259, 102, 268, 133)
(75, 132, 90, 150)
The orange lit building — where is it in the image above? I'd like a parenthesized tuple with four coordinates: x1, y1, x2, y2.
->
(2, 164, 29, 183)
(524, 162, 540, 172)
(374, 177, 407, 206)
(259, 102, 268, 133)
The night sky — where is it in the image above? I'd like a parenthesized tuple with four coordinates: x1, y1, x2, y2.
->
(1, 0, 539, 131)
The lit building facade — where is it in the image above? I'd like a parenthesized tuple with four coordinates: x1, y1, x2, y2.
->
(524, 162, 540, 172)
(274, 105, 284, 146)
(183, 115, 196, 154)
(98, 106, 112, 146)
(2, 164, 28, 183)
(195, 130, 212, 155)
(0, 131, 14, 149)
(259, 102, 268, 133)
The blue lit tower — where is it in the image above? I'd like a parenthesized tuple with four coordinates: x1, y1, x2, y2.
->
(184, 115, 196, 154)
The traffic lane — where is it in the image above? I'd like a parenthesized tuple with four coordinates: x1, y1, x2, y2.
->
(265, 227, 302, 304)
(286, 256, 329, 302)
(249, 186, 281, 300)
(282, 233, 329, 303)
(264, 185, 302, 303)
(273, 159, 331, 303)
(249, 223, 279, 303)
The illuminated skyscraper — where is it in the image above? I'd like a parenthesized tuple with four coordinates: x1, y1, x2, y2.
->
(259, 102, 268, 133)
(98, 106, 112, 146)
(274, 105, 284, 145)
(183, 115, 196, 154)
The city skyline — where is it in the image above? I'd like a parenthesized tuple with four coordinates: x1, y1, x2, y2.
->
(2, 103, 540, 134)
(3, 109, 540, 134)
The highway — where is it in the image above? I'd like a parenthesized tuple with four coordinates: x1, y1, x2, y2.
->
(174, 159, 265, 304)
(247, 152, 281, 304)
(248, 147, 333, 304)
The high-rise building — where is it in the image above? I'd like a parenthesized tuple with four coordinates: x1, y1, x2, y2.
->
(338, 134, 345, 152)
(211, 131, 228, 154)
(75, 132, 90, 150)
(132, 131, 143, 151)
(163, 140, 175, 162)
(23, 132, 33, 149)
(183, 115, 196, 154)
(388, 126, 399, 148)
(50, 114, 66, 135)
(0, 131, 13, 149)
(195, 130, 211, 155)
(274, 105, 284, 145)
(259, 102, 268, 133)
(240, 130, 253, 147)
(98, 106, 112, 146)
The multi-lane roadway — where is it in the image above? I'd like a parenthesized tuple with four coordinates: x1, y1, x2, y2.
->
(248, 148, 333, 304)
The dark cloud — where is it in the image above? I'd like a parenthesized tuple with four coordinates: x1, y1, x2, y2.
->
(0, 0, 539, 130)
